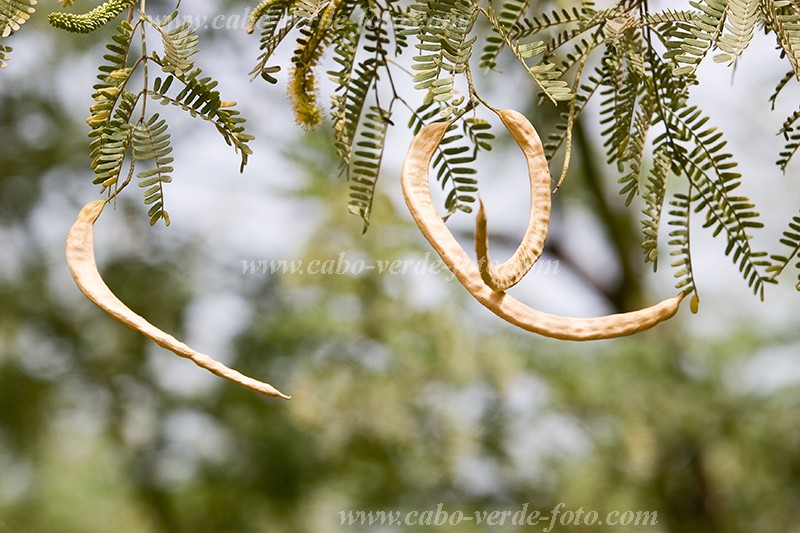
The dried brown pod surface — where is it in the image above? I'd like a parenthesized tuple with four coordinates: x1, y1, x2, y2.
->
(474, 109, 551, 291)
(401, 121, 685, 341)
(66, 200, 290, 399)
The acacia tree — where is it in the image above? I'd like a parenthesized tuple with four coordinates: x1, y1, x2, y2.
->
(2, 13, 800, 524)
(2, 0, 800, 360)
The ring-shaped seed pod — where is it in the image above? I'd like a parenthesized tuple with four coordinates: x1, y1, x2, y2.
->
(401, 121, 685, 341)
(474, 109, 551, 291)
(66, 200, 290, 399)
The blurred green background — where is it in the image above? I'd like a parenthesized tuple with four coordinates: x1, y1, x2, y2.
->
(2, 2, 800, 532)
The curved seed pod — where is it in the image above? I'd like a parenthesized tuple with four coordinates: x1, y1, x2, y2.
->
(401, 122, 685, 341)
(66, 200, 290, 399)
(48, 0, 136, 34)
(474, 109, 551, 291)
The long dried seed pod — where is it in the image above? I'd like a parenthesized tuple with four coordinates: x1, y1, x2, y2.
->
(401, 121, 685, 341)
(66, 200, 290, 399)
(474, 109, 551, 291)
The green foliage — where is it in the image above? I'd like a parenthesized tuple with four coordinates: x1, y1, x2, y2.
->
(328, 23, 362, 167)
(0, 0, 36, 67)
(543, 67, 602, 160)
(87, 21, 136, 191)
(249, 0, 296, 82)
(509, 5, 585, 42)
(483, 6, 572, 104)
(149, 72, 254, 171)
(1, 0, 35, 37)
(641, 144, 672, 270)
(328, 7, 387, 170)
(479, 0, 529, 70)
(0, 43, 10, 67)
(132, 113, 173, 226)
(768, 211, 800, 289)
(347, 105, 391, 232)
(663, 0, 727, 76)
(247, 0, 284, 34)
(668, 190, 698, 298)
(440, 116, 493, 217)
(248, 0, 300, 83)
(777, 108, 800, 171)
(331, 3, 408, 230)
(406, 0, 477, 107)
(151, 11, 198, 77)
(89, 91, 136, 192)
(665, 104, 770, 299)
(224, 0, 800, 297)
(62, 10, 252, 224)
(246, 0, 800, 297)
(48, 0, 135, 34)
(598, 47, 643, 178)
(762, 0, 800, 78)
(714, 0, 759, 64)
(7, 0, 800, 296)
(147, 15, 254, 169)
(325, 6, 392, 229)
(617, 94, 655, 206)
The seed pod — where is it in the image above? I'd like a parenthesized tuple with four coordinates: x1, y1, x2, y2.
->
(474, 109, 551, 291)
(66, 200, 290, 398)
(401, 121, 684, 341)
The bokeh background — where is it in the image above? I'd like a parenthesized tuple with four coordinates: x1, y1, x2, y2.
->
(1, 0, 799, 531)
